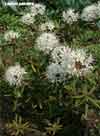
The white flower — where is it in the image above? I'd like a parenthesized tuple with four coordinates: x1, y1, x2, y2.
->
(40, 21, 55, 31)
(21, 13, 35, 25)
(30, 3, 46, 15)
(51, 46, 71, 63)
(81, 4, 98, 21)
(51, 47, 94, 77)
(5, 64, 26, 86)
(63, 49, 94, 76)
(35, 32, 60, 53)
(46, 47, 94, 82)
(46, 63, 66, 83)
(46, 46, 71, 83)
(4, 30, 19, 42)
(62, 9, 79, 24)
(97, 1, 100, 17)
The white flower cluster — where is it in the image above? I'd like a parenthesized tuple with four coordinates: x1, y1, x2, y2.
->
(21, 13, 35, 25)
(51, 46, 71, 63)
(21, 3, 46, 25)
(39, 21, 55, 31)
(3, 2, 97, 86)
(97, 1, 100, 17)
(46, 63, 66, 83)
(62, 9, 79, 24)
(5, 64, 26, 86)
(30, 3, 46, 15)
(46, 46, 94, 83)
(81, 4, 98, 21)
(62, 2, 100, 24)
(81, 2, 100, 22)
(4, 30, 20, 42)
(65, 49, 94, 76)
(35, 32, 60, 53)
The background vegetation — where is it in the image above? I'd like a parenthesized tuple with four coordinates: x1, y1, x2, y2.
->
(0, 0, 100, 136)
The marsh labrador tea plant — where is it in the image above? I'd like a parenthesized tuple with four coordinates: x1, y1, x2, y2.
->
(0, 0, 100, 136)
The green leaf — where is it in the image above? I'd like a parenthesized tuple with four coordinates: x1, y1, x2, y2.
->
(87, 97, 100, 109)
